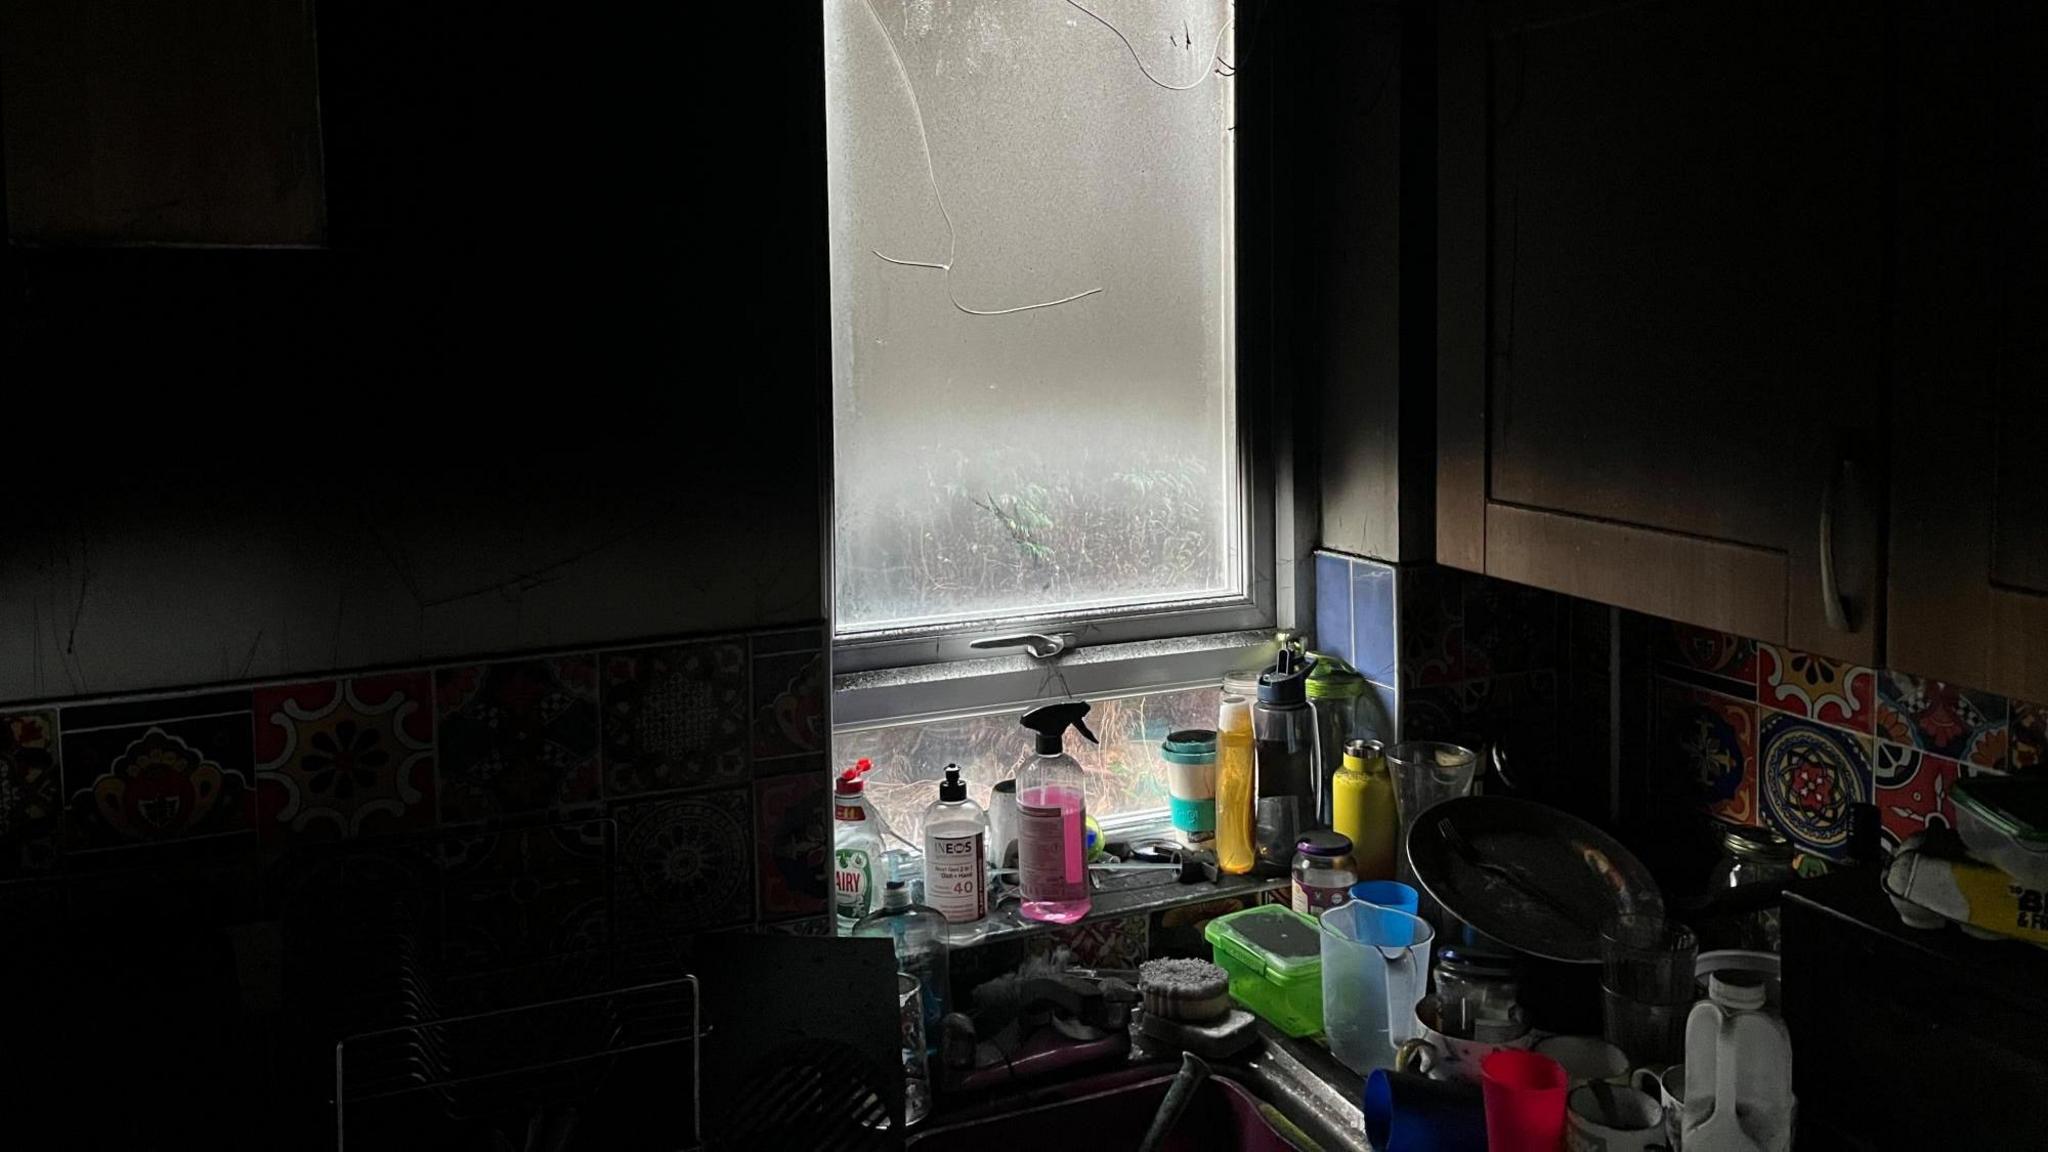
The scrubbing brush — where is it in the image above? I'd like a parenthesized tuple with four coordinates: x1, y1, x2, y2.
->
(1138, 958, 1232, 1023)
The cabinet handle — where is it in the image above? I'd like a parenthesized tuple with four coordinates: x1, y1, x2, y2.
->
(1820, 459, 1852, 632)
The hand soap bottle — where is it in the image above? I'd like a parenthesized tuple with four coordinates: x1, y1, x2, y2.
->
(921, 763, 989, 942)
(1015, 701, 1097, 924)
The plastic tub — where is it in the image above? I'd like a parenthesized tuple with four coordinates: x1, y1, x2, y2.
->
(1952, 776, 2048, 888)
(1204, 904, 1323, 1037)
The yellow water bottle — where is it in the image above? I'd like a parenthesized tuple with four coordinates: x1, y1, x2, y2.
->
(1333, 739, 1397, 881)
(1215, 694, 1257, 875)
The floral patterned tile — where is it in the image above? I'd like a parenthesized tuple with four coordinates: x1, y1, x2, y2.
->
(751, 638, 826, 764)
(437, 820, 611, 971)
(601, 641, 748, 798)
(253, 673, 435, 845)
(1873, 669, 2008, 769)
(1873, 743, 1961, 854)
(1758, 644, 1873, 732)
(614, 787, 753, 937)
(755, 766, 828, 922)
(59, 691, 255, 851)
(1652, 622, 1758, 701)
(2011, 699, 2046, 773)
(1462, 576, 1560, 679)
(435, 656, 600, 823)
(0, 711, 62, 877)
(1398, 566, 1466, 689)
(1655, 679, 1759, 826)
(1758, 710, 1873, 858)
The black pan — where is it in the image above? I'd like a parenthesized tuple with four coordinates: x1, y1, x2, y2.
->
(1407, 796, 1663, 964)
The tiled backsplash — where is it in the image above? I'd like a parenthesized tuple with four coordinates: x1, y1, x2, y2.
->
(0, 623, 832, 941)
(1315, 552, 1613, 814)
(1652, 622, 2044, 859)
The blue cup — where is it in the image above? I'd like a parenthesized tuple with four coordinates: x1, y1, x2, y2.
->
(1364, 1069, 1487, 1152)
(1351, 879, 1420, 917)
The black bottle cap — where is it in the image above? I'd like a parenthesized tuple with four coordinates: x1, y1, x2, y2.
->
(1019, 701, 1098, 755)
(939, 764, 967, 802)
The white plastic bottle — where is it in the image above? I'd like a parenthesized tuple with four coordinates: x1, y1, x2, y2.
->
(833, 758, 885, 934)
(1016, 701, 1097, 924)
(1683, 971, 1795, 1151)
(921, 763, 989, 942)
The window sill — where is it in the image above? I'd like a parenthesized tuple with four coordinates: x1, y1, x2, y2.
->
(957, 869, 1288, 951)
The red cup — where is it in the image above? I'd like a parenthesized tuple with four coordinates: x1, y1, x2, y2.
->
(1480, 1048, 1568, 1151)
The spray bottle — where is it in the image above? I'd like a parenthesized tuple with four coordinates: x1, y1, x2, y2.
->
(1015, 701, 1097, 924)
(833, 758, 885, 933)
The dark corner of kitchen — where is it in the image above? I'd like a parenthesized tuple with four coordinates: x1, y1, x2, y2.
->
(0, 1, 2040, 1149)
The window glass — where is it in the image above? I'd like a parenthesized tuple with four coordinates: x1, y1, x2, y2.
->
(825, 0, 1238, 633)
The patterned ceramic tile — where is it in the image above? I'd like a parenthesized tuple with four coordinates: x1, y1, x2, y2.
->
(435, 656, 600, 822)
(755, 767, 829, 921)
(1029, 913, 1149, 968)
(1873, 743, 1961, 853)
(438, 820, 611, 970)
(615, 787, 753, 936)
(253, 673, 435, 845)
(1652, 622, 1758, 700)
(1350, 558, 1399, 686)
(1398, 685, 1466, 746)
(751, 637, 826, 763)
(1758, 644, 1873, 732)
(1398, 566, 1465, 689)
(0, 711, 61, 876)
(602, 641, 748, 797)
(1758, 711, 1873, 857)
(1462, 576, 1560, 679)
(64, 835, 258, 926)
(1656, 680, 1759, 826)
(1873, 669, 2008, 768)
(59, 691, 255, 850)
(2011, 699, 2046, 773)
(1314, 552, 1353, 668)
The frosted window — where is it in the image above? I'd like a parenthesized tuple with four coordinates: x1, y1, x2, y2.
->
(826, 0, 1239, 633)
(838, 685, 1219, 847)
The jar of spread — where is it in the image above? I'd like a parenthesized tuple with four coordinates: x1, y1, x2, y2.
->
(1291, 831, 1358, 917)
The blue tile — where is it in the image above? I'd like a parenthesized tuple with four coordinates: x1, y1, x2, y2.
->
(1315, 552, 1354, 668)
(1351, 559, 1398, 685)
(1362, 681, 1399, 743)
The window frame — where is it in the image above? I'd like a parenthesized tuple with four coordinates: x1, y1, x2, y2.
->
(823, 0, 1289, 723)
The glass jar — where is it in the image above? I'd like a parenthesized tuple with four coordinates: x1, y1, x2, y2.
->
(1706, 824, 1797, 952)
(1432, 946, 1522, 1041)
(1292, 831, 1358, 917)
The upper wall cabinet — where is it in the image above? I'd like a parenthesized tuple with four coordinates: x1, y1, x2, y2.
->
(1888, 1, 2048, 704)
(1436, 0, 1886, 664)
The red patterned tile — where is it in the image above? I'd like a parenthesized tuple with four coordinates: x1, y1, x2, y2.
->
(1655, 679, 1759, 826)
(0, 711, 61, 876)
(2011, 699, 2046, 773)
(60, 691, 255, 850)
(1874, 669, 2007, 768)
(1758, 644, 1873, 732)
(1758, 711, 1873, 858)
(435, 657, 599, 822)
(1873, 742, 1961, 854)
(755, 767, 828, 920)
(1653, 622, 1758, 700)
(254, 673, 436, 845)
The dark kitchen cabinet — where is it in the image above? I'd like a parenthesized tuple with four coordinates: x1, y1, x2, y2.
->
(1435, 0, 1886, 664)
(1888, 1, 2048, 704)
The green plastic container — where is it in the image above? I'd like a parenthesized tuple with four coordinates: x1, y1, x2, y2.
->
(1204, 903, 1324, 1037)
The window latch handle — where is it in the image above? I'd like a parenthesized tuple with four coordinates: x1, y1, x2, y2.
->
(968, 632, 1072, 659)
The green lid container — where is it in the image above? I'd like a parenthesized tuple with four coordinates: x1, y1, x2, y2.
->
(1204, 903, 1324, 1037)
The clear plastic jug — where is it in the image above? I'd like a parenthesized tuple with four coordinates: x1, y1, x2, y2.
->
(1320, 899, 1435, 1074)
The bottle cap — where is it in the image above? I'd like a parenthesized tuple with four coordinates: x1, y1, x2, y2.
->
(939, 764, 967, 803)
(1708, 970, 1767, 1011)
(1020, 700, 1097, 756)
(1342, 738, 1385, 773)
(1257, 650, 1308, 706)
(1295, 830, 1353, 860)
(836, 758, 874, 796)
(879, 880, 910, 911)
(1305, 654, 1366, 699)
(1161, 729, 1218, 765)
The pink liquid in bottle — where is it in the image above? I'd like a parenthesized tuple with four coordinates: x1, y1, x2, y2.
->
(1017, 783, 1091, 923)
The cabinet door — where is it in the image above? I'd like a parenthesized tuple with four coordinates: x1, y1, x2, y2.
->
(1889, 1, 2048, 703)
(1437, 0, 1886, 663)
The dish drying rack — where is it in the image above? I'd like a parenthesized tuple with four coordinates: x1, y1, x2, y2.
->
(332, 924, 704, 1151)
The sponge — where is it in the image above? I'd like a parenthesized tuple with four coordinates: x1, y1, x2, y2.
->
(1138, 958, 1232, 1023)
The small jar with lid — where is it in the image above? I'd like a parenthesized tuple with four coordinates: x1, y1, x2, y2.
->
(1291, 831, 1358, 917)
(1706, 824, 1797, 951)
(1433, 946, 1522, 1040)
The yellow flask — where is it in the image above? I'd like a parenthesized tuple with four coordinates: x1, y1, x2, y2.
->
(1333, 739, 1397, 881)
(1215, 695, 1257, 875)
